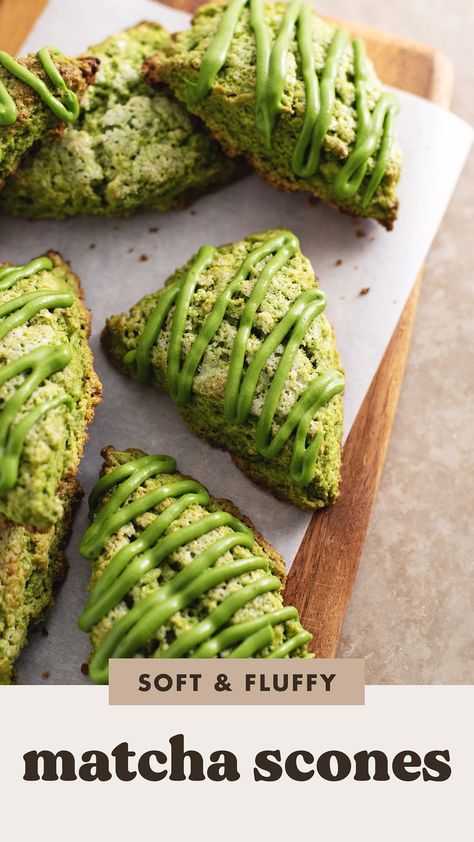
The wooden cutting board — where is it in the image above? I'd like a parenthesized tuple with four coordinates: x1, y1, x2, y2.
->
(0, 0, 453, 657)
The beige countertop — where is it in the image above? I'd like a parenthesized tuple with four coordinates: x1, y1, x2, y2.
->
(315, 0, 473, 683)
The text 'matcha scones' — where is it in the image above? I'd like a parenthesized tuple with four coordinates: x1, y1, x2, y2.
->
(144, 0, 401, 228)
(79, 447, 313, 683)
(0, 24, 245, 218)
(103, 229, 344, 510)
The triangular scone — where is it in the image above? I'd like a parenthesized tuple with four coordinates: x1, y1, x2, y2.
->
(103, 229, 344, 510)
(0, 253, 101, 530)
(144, 0, 401, 228)
(0, 254, 101, 681)
(0, 48, 98, 189)
(0, 24, 246, 218)
(79, 446, 313, 683)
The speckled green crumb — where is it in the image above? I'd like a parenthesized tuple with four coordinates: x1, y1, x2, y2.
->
(0, 52, 98, 189)
(103, 229, 343, 510)
(0, 252, 101, 531)
(0, 476, 81, 684)
(87, 446, 312, 665)
(144, 1, 401, 228)
(0, 24, 245, 218)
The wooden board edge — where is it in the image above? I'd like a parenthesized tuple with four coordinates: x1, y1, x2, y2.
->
(0, 0, 47, 52)
(426, 49, 454, 107)
(284, 39, 452, 657)
(284, 276, 422, 655)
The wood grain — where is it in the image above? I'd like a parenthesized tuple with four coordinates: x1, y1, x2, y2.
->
(285, 277, 422, 655)
(0, 0, 453, 657)
(284, 37, 452, 656)
(0, 0, 46, 52)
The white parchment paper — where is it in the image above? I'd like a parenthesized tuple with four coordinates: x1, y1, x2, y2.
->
(2, 0, 471, 683)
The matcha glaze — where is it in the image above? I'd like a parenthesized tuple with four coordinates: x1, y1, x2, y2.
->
(0, 258, 74, 494)
(187, 0, 399, 205)
(0, 47, 79, 126)
(126, 230, 344, 487)
(79, 455, 312, 682)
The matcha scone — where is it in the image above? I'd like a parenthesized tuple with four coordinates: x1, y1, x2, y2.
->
(79, 447, 313, 683)
(0, 253, 102, 531)
(0, 23, 245, 218)
(0, 46, 98, 188)
(103, 229, 344, 510)
(144, 0, 401, 228)
(0, 475, 82, 684)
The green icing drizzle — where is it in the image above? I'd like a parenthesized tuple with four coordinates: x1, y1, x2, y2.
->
(333, 39, 399, 207)
(187, 0, 248, 108)
(0, 46, 80, 127)
(78, 454, 312, 682)
(292, 18, 349, 177)
(0, 257, 74, 495)
(125, 230, 344, 488)
(186, 0, 399, 202)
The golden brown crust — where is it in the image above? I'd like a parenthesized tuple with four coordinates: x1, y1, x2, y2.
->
(42, 474, 84, 589)
(142, 55, 165, 88)
(100, 321, 128, 373)
(74, 55, 101, 88)
(0, 55, 100, 191)
(184, 121, 396, 231)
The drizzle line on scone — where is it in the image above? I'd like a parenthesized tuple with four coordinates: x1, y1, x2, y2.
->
(0, 257, 73, 493)
(79, 454, 311, 681)
(0, 48, 80, 126)
(187, 0, 399, 206)
(125, 230, 344, 487)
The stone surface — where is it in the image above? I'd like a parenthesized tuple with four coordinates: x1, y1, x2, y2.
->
(316, 0, 473, 683)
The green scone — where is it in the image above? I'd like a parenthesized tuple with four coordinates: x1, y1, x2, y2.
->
(0, 23, 245, 218)
(103, 229, 344, 510)
(79, 446, 313, 683)
(0, 46, 98, 188)
(144, 0, 402, 228)
(0, 476, 81, 684)
(0, 253, 102, 531)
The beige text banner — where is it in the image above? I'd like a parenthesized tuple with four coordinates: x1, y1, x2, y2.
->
(109, 659, 365, 705)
